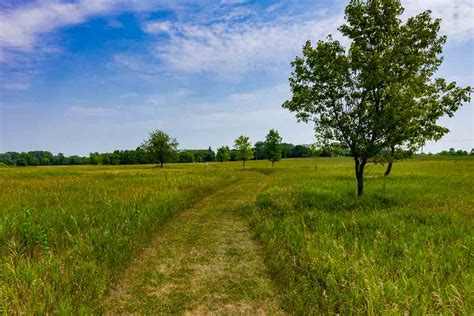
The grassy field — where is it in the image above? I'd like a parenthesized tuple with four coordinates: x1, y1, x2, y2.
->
(0, 164, 239, 313)
(249, 157, 474, 314)
(1, 157, 473, 313)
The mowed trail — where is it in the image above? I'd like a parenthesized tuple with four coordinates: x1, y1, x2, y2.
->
(104, 171, 285, 315)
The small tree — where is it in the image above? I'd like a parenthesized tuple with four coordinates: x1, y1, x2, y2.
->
(216, 146, 230, 162)
(283, 0, 471, 195)
(141, 130, 178, 168)
(264, 129, 283, 167)
(234, 135, 254, 168)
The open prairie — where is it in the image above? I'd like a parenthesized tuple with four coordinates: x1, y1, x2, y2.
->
(1, 157, 472, 314)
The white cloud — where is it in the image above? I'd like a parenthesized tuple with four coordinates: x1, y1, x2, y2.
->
(153, 15, 343, 75)
(0, 1, 113, 50)
(145, 0, 473, 77)
(3, 0, 471, 77)
(143, 21, 172, 34)
(0, 0, 163, 52)
(403, 0, 474, 43)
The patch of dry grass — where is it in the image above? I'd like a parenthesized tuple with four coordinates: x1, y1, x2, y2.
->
(105, 172, 284, 314)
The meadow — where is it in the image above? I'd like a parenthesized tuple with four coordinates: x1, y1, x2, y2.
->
(0, 164, 238, 313)
(0, 157, 473, 314)
(249, 157, 474, 314)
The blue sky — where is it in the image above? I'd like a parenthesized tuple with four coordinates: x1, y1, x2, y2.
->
(0, 0, 473, 156)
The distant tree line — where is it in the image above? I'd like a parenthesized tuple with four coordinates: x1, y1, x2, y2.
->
(419, 148, 473, 157)
(0, 151, 91, 167)
(1, 145, 470, 167)
(0, 144, 311, 167)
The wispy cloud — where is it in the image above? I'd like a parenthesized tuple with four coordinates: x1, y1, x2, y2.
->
(152, 15, 343, 75)
(146, 0, 473, 76)
(143, 21, 172, 35)
(0, 1, 115, 50)
(403, 0, 474, 43)
(0, 0, 165, 64)
(2, 0, 471, 76)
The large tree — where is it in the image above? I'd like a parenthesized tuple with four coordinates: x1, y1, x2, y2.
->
(234, 135, 254, 168)
(264, 129, 283, 167)
(283, 0, 471, 196)
(141, 130, 179, 168)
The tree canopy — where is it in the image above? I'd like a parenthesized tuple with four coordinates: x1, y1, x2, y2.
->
(264, 129, 283, 167)
(216, 146, 231, 162)
(283, 0, 471, 195)
(234, 135, 254, 168)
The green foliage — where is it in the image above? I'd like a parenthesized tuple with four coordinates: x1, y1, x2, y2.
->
(438, 148, 470, 156)
(216, 146, 231, 162)
(178, 149, 214, 163)
(141, 130, 179, 168)
(0, 165, 239, 313)
(0, 143, 345, 167)
(178, 150, 194, 163)
(234, 135, 254, 167)
(254, 141, 266, 160)
(264, 129, 283, 167)
(255, 142, 316, 160)
(283, 0, 471, 195)
(204, 146, 216, 162)
(248, 157, 474, 314)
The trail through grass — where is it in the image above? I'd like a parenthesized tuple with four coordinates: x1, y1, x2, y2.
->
(105, 171, 284, 314)
(0, 165, 238, 313)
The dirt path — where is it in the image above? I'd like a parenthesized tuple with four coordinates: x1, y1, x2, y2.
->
(104, 171, 284, 315)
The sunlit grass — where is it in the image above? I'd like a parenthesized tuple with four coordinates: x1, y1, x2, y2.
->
(1, 158, 472, 314)
(248, 157, 474, 314)
(0, 164, 239, 313)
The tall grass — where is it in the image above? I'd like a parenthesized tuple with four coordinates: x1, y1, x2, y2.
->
(1, 158, 472, 314)
(0, 164, 238, 313)
(249, 157, 473, 314)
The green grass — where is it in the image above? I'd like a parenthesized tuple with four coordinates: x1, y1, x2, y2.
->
(1, 158, 472, 314)
(0, 164, 239, 313)
(105, 172, 283, 314)
(248, 157, 474, 314)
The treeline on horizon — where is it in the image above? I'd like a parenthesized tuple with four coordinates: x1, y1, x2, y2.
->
(0, 145, 471, 167)
(0, 142, 318, 167)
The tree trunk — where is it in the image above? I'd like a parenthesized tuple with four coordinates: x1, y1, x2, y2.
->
(159, 151, 164, 168)
(272, 160, 275, 167)
(355, 157, 367, 196)
(243, 159, 246, 168)
(384, 162, 393, 176)
(384, 146, 395, 176)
